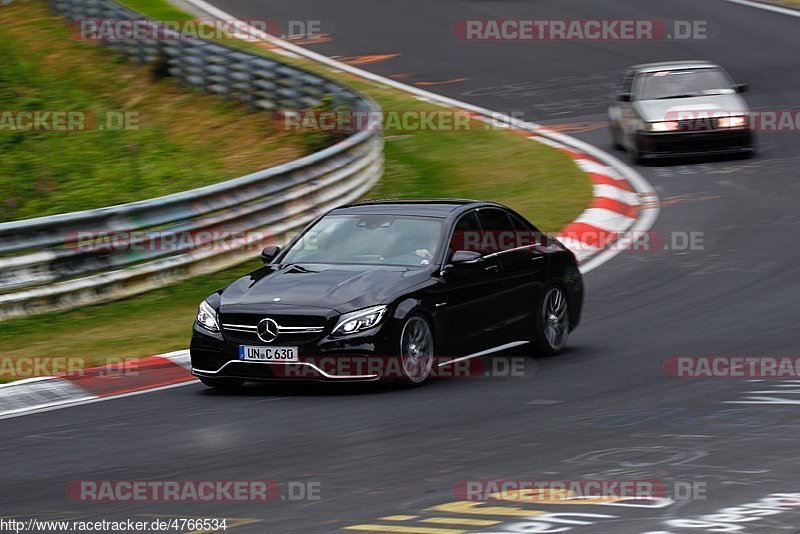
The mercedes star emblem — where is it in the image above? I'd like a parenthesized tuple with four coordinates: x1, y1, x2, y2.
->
(257, 318, 280, 343)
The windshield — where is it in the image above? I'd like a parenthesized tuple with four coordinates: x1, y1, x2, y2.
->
(281, 214, 444, 267)
(636, 68, 735, 100)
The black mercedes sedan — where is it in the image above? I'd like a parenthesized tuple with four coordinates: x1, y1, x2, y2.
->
(608, 60, 754, 162)
(190, 200, 583, 388)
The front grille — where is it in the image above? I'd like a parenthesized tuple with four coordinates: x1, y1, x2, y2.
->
(221, 313, 327, 328)
(645, 130, 751, 154)
(678, 118, 719, 132)
(219, 313, 328, 345)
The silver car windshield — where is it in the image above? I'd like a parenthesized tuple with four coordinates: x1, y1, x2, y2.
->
(281, 214, 444, 267)
(636, 68, 735, 100)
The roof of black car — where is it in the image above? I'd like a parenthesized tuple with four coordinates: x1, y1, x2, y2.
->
(334, 199, 484, 216)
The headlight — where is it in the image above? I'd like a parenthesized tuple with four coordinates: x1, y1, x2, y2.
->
(332, 305, 387, 336)
(196, 300, 220, 333)
(718, 114, 748, 128)
(646, 121, 680, 132)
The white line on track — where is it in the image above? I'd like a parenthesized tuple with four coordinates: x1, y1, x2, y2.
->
(721, 0, 800, 17)
(0, 380, 198, 421)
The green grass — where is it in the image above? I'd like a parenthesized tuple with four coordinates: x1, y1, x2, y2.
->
(118, 0, 188, 19)
(0, 0, 592, 377)
(0, 1, 309, 222)
(367, 88, 587, 232)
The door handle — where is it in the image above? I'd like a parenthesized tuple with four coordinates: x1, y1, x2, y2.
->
(530, 256, 544, 262)
(484, 264, 500, 273)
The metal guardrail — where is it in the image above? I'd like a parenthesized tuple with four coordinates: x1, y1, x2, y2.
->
(0, 0, 383, 321)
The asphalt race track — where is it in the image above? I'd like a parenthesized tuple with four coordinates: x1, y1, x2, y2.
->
(4, 1, 800, 532)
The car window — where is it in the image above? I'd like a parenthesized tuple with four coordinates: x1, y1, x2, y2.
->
(635, 68, 735, 100)
(282, 214, 444, 267)
(477, 209, 516, 254)
(449, 211, 481, 255)
(509, 212, 550, 247)
(508, 212, 532, 233)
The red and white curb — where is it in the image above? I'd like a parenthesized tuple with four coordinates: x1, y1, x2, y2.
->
(451, 110, 654, 265)
(0, 350, 194, 420)
(534, 138, 648, 263)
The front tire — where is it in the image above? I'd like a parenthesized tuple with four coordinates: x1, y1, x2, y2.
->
(397, 315, 435, 387)
(534, 285, 570, 355)
(199, 377, 244, 390)
(630, 137, 644, 165)
(610, 124, 624, 150)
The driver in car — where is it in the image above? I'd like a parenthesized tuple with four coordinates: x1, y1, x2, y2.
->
(414, 226, 439, 264)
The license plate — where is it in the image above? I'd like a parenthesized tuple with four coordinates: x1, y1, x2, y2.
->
(239, 345, 298, 362)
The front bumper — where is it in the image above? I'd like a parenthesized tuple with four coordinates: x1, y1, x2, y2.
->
(636, 129, 753, 159)
(190, 323, 396, 382)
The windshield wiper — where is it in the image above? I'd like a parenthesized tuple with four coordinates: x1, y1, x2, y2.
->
(655, 93, 701, 100)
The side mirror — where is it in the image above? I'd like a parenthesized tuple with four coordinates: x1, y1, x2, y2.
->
(440, 250, 483, 276)
(735, 83, 749, 93)
(451, 250, 483, 264)
(617, 92, 632, 102)
(260, 245, 281, 264)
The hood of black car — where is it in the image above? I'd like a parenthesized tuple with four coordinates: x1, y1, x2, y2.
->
(219, 263, 430, 314)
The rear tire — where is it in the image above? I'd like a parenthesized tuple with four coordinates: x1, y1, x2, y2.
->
(534, 285, 570, 356)
(199, 377, 244, 390)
